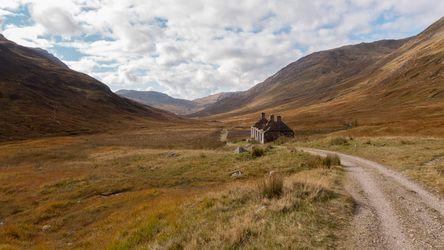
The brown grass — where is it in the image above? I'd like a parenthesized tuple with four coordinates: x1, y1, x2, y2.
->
(0, 125, 353, 248)
(118, 168, 353, 249)
(259, 173, 284, 199)
(296, 136, 444, 195)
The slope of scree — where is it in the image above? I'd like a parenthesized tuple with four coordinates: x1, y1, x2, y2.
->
(0, 36, 177, 141)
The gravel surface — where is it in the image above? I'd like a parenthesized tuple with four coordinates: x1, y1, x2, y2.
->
(300, 147, 444, 249)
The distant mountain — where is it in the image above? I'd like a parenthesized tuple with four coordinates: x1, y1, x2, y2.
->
(117, 90, 198, 115)
(0, 35, 177, 141)
(117, 89, 237, 115)
(192, 92, 237, 107)
(191, 17, 444, 135)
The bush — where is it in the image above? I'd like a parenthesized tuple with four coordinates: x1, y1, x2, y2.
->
(291, 181, 335, 201)
(303, 154, 341, 169)
(329, 137, 348, 146)
(322, 154, 341, 168)
(259, 173, 284, 199)
(251, 147, 265, 158)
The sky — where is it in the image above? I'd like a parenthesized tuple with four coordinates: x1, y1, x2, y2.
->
(0, 1, 443, 100)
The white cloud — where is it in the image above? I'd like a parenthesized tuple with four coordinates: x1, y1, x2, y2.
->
(31, 6, 81, 36)
(1, 0, 444, 99)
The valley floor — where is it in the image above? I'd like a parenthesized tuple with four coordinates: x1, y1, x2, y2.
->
(0, 125, 351, 249)
(0, 126, 443, 249)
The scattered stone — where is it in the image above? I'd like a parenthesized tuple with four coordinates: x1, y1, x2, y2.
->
(234, 147, 247, 154)
(230, 170, 243, 178)
(166, 152, 179, 158)
(42, 225, 51, 232)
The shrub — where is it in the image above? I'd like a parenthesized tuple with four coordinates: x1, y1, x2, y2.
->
(259, 173, 284, 199)
(303, 154, 341, 169)
(304, 155, 324, 169)
(329, 137, 348, 146)
(291, 181, 335, 201)
(322, 154, 341, 168)
(251, 147, 265, 158)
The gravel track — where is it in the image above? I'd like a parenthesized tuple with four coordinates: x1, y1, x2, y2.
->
(300, 147, 444, 249)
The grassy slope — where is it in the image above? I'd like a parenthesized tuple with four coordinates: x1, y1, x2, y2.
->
(193, 17, 444, 137)
(0, 37, 178, 141)
(0, 126, 353, 249)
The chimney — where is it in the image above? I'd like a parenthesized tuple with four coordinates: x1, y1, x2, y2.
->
(270, 115, 275, 122)
(277, 116, 282, 122)
(261, 112, 265, 119)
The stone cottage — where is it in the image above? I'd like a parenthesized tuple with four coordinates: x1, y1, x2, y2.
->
(250, 113, 294, 143)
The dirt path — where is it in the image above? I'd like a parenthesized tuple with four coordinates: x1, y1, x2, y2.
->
(299, 147, 444, 249)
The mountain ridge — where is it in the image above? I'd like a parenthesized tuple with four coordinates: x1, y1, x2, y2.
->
(0, 35, 178, 141)
(190, 16, 444, 135)
(117, 89, 237, 115)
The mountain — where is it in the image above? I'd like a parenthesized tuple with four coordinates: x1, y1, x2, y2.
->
(117, 89, 237, 115)
(191, 17, 444, 135)
(192, 92, 237, 107)
(116, 90, 198, 115)
(0, 35, 177, 141)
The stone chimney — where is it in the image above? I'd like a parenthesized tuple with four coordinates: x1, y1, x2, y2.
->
(261, 112, 265, 119)
(277, 116, 282, 122)
(270, 115, 275, 122)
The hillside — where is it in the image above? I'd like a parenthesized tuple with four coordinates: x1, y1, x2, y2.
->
(116, 90, 199, 115)
(192, 92, 237, 107)
(0, 35, 177, 141)
(191, 17, 444, 135)
(117, 89, 236, 115)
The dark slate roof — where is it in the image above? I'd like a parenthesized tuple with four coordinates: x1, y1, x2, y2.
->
(264, 119, 293, 133)
(253, 117, 268, 129)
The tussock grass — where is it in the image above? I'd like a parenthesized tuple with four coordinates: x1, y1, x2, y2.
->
(324, 154, 341, 168)
(251, 147, 265, 157)
(296, 136, 444, 195)
(303, 154, 341, 169)
(118, 168, 353, 249)
(1, 127, 350, 248)
(259, 173, 284, 199)
(329, 137, 349, 146)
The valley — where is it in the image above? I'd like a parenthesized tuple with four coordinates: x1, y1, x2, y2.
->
(0, 7, 443, 249)
(0, 126, 353, 249)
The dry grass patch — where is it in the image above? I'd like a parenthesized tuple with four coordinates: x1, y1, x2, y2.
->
(296, 136, 444, 195)
(259, 173, 284, 199)
(112, 168, 353, 249)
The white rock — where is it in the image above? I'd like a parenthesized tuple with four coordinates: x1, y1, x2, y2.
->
(42, 225, 51, 232)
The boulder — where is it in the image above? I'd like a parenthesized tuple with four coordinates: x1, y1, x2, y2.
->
(234, 147, 247, 154)
(230, 170, 243, 178)
(42, 225, 51, 232)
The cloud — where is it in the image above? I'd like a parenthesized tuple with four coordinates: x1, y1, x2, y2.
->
(31, 6, 81, 36)
(2, 0, 444, 99)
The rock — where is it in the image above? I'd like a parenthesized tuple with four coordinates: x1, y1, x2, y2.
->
(234, 147, 247, 154)
(166, 152, 179, 158)
(42, 225, 51, 232)
(230, 170, 243, 178)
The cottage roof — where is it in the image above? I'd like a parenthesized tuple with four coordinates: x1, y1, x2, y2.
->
(264, 116, 293, 133)
(253, 113, 268, 129)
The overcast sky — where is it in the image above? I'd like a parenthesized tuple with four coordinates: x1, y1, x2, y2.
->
(1, 1, 443, 99)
